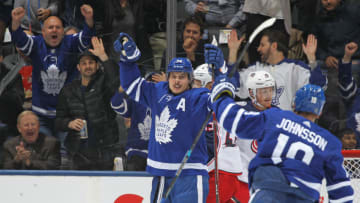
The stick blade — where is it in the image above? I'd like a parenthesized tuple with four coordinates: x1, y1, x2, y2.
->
(249, 17, 276, 43)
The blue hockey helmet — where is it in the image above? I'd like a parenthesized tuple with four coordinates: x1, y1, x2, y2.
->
(167, 57, 193, 79)
(294, 84, 325, 116)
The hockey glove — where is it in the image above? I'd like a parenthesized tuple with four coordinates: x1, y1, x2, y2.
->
(204, 44, 227, 77)
(211, 75, 236, 103)
(114, 32, 141, 63)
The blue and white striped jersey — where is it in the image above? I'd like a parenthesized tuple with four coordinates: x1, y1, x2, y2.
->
(119, 61, 210, 177)
(11, 25, 95, 118)
(212, 96, 354, 202)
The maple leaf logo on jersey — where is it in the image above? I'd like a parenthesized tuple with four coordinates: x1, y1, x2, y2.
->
(138, 113, 151, 141)
(155, 106, 178, 144)
(41, 64, 67, 96)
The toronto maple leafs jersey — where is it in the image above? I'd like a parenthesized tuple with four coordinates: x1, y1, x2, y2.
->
(212, 96, 354, 202)
(111, 91, 150, 159)
(338, 61, 360, 148)
(119, 62, 210, 177)
(11, 25, 95, 118)
(236, 59, 326, 111)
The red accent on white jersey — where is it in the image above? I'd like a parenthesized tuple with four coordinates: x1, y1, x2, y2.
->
(207, 123, 243, 175)
(236, 138, 257, 183)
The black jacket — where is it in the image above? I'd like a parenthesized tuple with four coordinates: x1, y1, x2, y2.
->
(55, 59, 120, 152)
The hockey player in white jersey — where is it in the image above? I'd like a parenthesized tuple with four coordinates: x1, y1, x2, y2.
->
(227, 29, 327, 110)
(113, 33, 210, 203)
(210, 77, 354, 202)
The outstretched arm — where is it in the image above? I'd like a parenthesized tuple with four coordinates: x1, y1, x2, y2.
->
(11, 7, 25, 31)
(80, 4, 94, 28)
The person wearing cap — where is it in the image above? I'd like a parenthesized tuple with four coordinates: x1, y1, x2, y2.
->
(55, 37, 123, 170)
(10, 4, 95, 146)
(113, 32, 212, 202)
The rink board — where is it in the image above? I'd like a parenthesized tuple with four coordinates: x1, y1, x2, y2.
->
(0, 170, 152, 203)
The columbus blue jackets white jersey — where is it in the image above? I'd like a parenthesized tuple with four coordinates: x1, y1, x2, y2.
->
(212, 96, 354, 202)
(208, 100, 257, 179)
(338, 61, 360, 148)
(111, 91, 150, 159)
(236, 59, 326, 111)
(119, 62, 210, 177)
(11, 26, 95, 118)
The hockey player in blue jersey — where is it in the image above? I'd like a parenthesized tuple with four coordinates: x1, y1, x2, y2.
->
(210, 79, 354, 202)
(113, 33, 210, 203)
(110, 73, 157, 171)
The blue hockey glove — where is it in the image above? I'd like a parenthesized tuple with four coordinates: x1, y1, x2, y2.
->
(204, 44, 227, 77)
(211, 75, 236, 103)
(113, 32, 141, 63)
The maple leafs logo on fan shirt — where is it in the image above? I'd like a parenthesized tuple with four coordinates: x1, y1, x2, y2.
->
(155, 106, 178, 144)
(41, 64, 67, 96)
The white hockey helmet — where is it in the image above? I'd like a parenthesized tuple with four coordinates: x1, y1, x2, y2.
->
(246, 70, 276, 107)
(193, 64, 213, 88)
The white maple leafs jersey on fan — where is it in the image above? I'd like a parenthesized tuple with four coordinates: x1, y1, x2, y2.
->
(119, 62, 210, 177)
(236, 59, 323, 111)
(207, 101, 257, 182)
(212, 96, 354, 202)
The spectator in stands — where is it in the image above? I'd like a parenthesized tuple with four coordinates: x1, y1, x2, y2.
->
(59, 0, 85, 30)
(103, 0, 154, 74)
(55, 37, 122, 170)
(337, 42, 360, 149)
(14, 0, 60, 35)
(0, 0, 13, 47)
(2, 110, 60, 169)
(338, 128, 358, 150)
(184, 0, 246, 29)
(160, 15, 206, 71)
(10, 5, 95, 145)
(242, 0, 291, 64)
(3, 30, 33, 102)
(228, 29, 327, 111)
(110, 73, 159, 171)
(0, 54, 24, 141)
(64, 26, 79, 35)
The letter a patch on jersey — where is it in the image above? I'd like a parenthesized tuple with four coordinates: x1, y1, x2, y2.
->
(155, 106, 178, 144)
(176, 98, 186, 112)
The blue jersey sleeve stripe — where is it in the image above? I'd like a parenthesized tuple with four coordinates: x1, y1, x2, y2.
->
(111, 99, 128, 115)
(329, 195, 354, 203)
(219, 103, 235, 128)
(147, 158, 207, 170)
(78, 31, 86, 49)
(128, 48, 141, 60)
(135, 78, 145, 102)
(19, 36, 33, 56)
(294, 177, 322, 192)
(126, 77, 142, 95)
(231, 108, 245, 136)
(327, 181, 352, 191)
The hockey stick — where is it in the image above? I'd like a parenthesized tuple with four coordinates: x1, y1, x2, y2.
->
(228, 17, 276, 78)
(160, 18, 276, 202)
(160, 112, 212, 202)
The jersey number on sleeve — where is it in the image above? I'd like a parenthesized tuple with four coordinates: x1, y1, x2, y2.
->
(271, 133, 314, 165)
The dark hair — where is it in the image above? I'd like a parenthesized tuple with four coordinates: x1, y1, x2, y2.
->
(182, 15, 205, 36)
(262, 29, 289, 56)
(337, 128, 355, 139)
